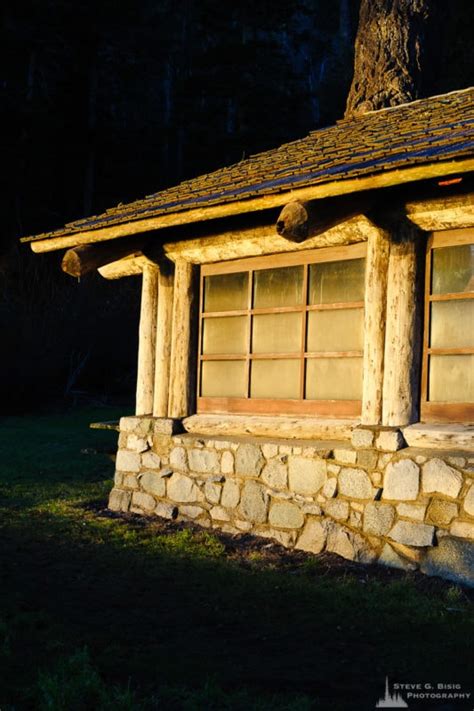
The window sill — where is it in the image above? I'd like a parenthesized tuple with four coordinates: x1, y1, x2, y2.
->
(183, 414, 357, 441)
(403, 423, 474, 452)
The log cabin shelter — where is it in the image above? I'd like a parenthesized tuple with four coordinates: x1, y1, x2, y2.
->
(22, 87, 474, 435)
(21, 87, 474, 582)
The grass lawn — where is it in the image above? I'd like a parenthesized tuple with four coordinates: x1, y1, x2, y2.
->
(0, 407, 473, 710)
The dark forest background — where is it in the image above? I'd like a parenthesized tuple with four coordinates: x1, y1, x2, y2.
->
(1, 0, 473, 413)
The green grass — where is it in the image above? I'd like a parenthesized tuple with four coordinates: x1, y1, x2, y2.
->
(0, 408, 473, 710)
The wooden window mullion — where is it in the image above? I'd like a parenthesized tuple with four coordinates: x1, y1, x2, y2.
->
(299, 264, 308, 399)
(198, 244, 366, 416)
(245, 270, 253, 398)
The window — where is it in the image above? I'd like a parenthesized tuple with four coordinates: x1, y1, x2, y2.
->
(197, 244, 366, 416)
(422, 229, 474, 422)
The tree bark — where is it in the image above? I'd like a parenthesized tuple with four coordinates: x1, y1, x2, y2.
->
(345, 0, 430, 117)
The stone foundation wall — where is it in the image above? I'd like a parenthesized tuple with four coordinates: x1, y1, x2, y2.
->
(109, 417, 474, 587)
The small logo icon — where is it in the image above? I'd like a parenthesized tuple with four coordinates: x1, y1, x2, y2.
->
(375, 677, 408, 708)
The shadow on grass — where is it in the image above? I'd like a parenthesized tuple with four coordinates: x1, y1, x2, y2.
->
(1, 502, 474, 710)
(0, 408, 473, 709)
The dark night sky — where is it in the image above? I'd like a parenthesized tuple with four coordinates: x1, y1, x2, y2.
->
(1, 0, 473, 412)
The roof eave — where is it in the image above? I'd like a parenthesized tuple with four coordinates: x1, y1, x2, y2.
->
(24, 156, 474, 254)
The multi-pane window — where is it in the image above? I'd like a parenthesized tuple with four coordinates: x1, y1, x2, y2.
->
(422, 229, 474, 422)
(197, 244, 366, 416)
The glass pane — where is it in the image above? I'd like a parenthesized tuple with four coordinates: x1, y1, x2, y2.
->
(430, 300, 474, 348)
(307, 308, 364, 352)
(309, 258, 365, 304)
(204, 272, 248, 312)
(201, 360, 246, 397)
(252, 313, 302, 353)
(202, 316, 248, 354)
(253, 265, 304, 308)
(432, 244, 474, 295)
(305, 358, 362, 400)
(429, 354, 474, 402)
(250, 359, 300, 399)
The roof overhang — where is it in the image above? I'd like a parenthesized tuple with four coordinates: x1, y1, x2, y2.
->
(23, 157, 474, 254)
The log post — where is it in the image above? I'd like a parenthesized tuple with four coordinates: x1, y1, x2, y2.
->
(361, 226, 390, 424)
(168, 260, 196, 419)
(382, 227, 421, 426)
(135, 265, 159, 415)
(153, 268, 174, 417)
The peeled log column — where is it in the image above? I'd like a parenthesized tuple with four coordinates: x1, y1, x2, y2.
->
(361, 226, 390, 425)
(153, 269, 174, 417)
(382, 230, 419, 426)
(136, 265, 159, 415)
(168, 260, 196, 419)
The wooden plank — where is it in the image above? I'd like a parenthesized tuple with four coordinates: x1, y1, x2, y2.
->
(200, 241, 367, 275)
(404, 422, 474, 450)
(429, 292, 474, 302)
(420, 235, 432, 421)
(168, 260, 197, 418)
(197, 397, 361, 417)
(136, 265, 159, 415)
(421, 403, 474, 423)
(361, 226, 390, 425)
(184, 413, 357, 440)
(430, 227, 474, 248)
(153, 269, 174, 417)
(28, 157, 474, 253)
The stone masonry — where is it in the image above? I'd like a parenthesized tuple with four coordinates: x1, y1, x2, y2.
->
(109, 417, 474, 587)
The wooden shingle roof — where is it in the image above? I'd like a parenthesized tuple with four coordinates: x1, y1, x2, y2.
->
(23, 87, 474, 245)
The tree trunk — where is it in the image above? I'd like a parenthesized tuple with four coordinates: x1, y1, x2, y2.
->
(345, 0, 430, 117)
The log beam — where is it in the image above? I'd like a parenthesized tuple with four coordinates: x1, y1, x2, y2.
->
(98, 254, 149, 279)
(168, 260, 196, 418)
(275, 196, 372, 242)
(405, 191, 474, 231)
(165, 214, 377, 264)
(382, 226, 421, 426)
(61, 237, 146, 277)
(153, 268, 174, 417)
(361, 225, 390, 424)
(136, 265, 159, 415)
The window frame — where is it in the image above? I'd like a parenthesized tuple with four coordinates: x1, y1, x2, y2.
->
(197, 242, 367, 417)
(421, 228, 474, 423)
